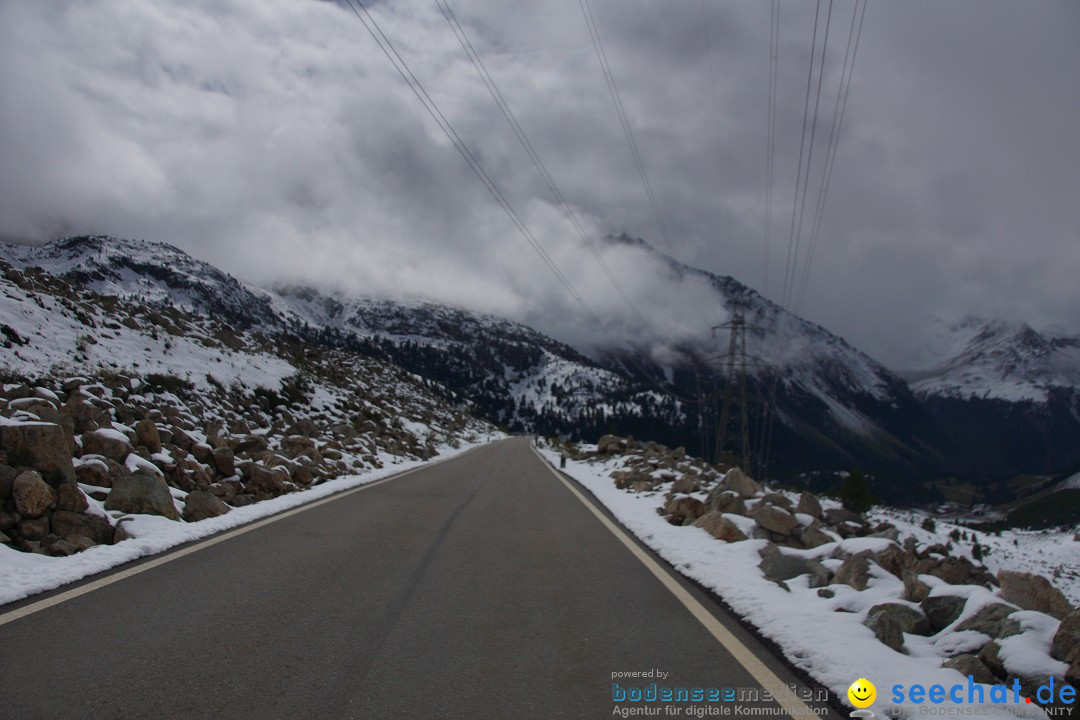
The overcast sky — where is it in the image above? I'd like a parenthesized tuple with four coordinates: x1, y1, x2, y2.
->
(1, 0, 1077, 368)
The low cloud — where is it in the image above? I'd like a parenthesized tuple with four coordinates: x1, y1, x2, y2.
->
(1, 0, 1076, 366)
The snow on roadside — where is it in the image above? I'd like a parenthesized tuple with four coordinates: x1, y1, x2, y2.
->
(539, 448, 1062, 720)
(0, 438, 497, 607)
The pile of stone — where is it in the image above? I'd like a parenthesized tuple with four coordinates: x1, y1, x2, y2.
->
(593, 434, 1079, 696)
(0, 370, 447, 556)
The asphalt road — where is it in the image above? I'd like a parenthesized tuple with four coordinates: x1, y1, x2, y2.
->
(0, 437, 838, 719)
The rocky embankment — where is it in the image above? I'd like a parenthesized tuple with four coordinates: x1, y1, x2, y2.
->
(587, 434, 1080, 700)
(0, 369, 478, 558)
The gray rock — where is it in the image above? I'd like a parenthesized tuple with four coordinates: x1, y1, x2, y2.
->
(16, 516, 50, 541)
(867, 602, 932, 637)
(104, 471, 180, 520)
(706, 488, 747, 516)
(903, 571, 932, 603)
(1051, 609, 1080, 665)
(596, 434, 625, 454)
(245, 464, 290, 498)
(864, 607, 905, 651)
(56, 483, 88, 513)
(0, 529, 10, 544)
(752, 505, 799, 536)
(874, 543, 912, 578)
(942, 654, 998, 685)
(0, 464, 17, 501)
(41, 534, 77, 557)
(758, 492, 794, 512)
(926, 556, 995, 587)
(74, 459, 111, 487)
(182, 491, 231, 522)
(998, 570, 1073, 620)
(670, 476, 697, 494)
(956, 603, 1022, 639)
(51, 510, 114, 545)
(823, 506, 864, 528)
(921, 595, 968, 632)
(721, 468, 761, 498)
(664, 495, 706, 525)
(693, 511, 748, 543)
(979, 641, 1007, 679)
(12, 470, 56, 519)
(759, 555, 832, 589)
(799, 524, 835, 549)
(0, 421, 76, 484)
(135, 417, 162, 453)
(796, 492, 823, 519)
(834, 554, 872, 590)
(211, 447, 235, 476)
(81, 429, 134, 463)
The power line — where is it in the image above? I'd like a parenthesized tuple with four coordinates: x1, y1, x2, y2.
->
(340, 0, 602, 326)
(780, 0, 822, 310)
(435, 0, 647, 326)
(796, 0, 867, 311)
(578, 0, 710, 326)
(763, 0, 780, 296)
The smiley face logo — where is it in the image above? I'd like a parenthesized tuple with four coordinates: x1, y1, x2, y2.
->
(847, 678, 876, 709)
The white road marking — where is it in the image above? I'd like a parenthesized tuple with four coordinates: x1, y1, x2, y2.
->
(533, 445, 817, 720)
(0, 447, 480, 627)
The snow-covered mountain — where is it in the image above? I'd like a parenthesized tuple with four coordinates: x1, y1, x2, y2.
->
(599, 235, 948, 491)
(905, 316, 1080, 403)
(892, 316, 1080, 484)
(9, 234, 1077, 499)
(0, 236, 682, 445)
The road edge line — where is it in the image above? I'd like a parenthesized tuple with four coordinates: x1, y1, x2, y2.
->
(0, 443, 485, 627)
(532, 446, 816, 720)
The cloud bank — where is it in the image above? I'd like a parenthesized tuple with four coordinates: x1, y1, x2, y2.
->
(1, 0, 1077, 366)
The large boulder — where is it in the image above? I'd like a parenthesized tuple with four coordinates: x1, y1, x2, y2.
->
(245, 464, 290, 497)
(834, 554, 872, 590)
(956, 603, 1022, 639)
(0, 465, 14, 502)
(104, 471, 179, 520)
(1051, 610, 1080, 665)
(211, 447, 235, 476)
(596, 435, 626, 454)
(721, 468, 761, 498)
(798, 524, 835, 549)
(670, 476, 697, 494)
(12, 470, 56, 519)
(663, 495, 706, 525)
(925, 556, 995, 587)
(81, 429, 134, 463)
(135, 418, 162, 454)
(979, 641, 1008, 679)
(796, 492, 823, 519)
(865, 603, 931, 651)
(705, 488, 747, 516)
(51, 510, 113, 546)
(759, 555, 831, 589)
(942, 655, 997, 685)
(0, 420, 76, 484)
(752, 505, 799, 536)
(997, 570, 1073, 620)
(693, 512, 748, 543)
(56, 483, 89, 513)
(182, 491, 231, 523)
(921, 595, 968, 633)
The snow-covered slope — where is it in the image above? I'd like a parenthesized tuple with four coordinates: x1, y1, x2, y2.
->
(906, 317, 1080, 402)
(600, 236, 946, 487)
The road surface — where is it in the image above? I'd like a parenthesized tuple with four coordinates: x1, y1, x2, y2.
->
(0, 437, 838, 719)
